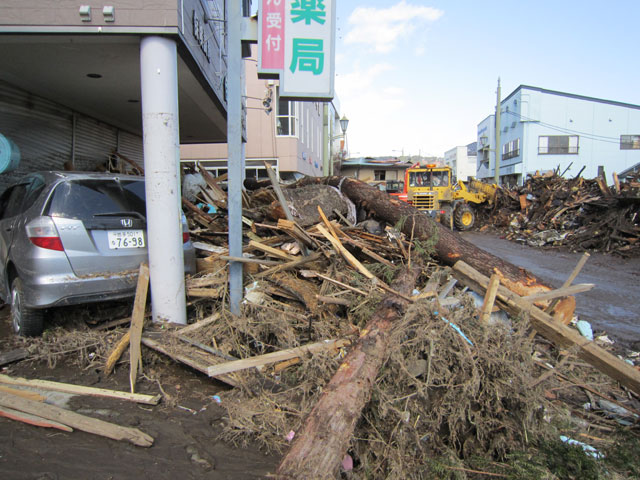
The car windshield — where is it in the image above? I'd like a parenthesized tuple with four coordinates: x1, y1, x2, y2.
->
(46, 179, 146, 220)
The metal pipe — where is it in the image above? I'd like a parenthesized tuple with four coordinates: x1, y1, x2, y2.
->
(140, 35, 186, 325)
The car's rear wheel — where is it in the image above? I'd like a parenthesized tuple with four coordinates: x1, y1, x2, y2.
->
(11, 277, 44, 337)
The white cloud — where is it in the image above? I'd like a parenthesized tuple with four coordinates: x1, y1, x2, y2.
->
(345, 1, 443, 53)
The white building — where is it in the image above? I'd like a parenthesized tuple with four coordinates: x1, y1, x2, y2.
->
(477, 85, 640, 185)
(444, 143, 477, 182)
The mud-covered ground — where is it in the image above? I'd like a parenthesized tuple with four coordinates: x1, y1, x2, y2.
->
(0, 309, 279, 480)
(461, 231, 640, 349)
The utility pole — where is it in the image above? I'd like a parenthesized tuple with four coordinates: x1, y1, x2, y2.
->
(227, 1, 244, 315)
(494, 77, 501, 185)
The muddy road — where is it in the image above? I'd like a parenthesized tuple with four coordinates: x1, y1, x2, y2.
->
(461, 231, 640, 349)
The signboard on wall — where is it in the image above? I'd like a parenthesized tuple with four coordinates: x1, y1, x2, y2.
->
(258, 0, 335, 100)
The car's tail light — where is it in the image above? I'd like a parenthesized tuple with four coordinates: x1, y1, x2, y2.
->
(182, 232, 190, 243)
(26, 217, 64, 251)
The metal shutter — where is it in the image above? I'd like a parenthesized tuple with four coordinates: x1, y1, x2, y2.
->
(0, 80, 73, 190)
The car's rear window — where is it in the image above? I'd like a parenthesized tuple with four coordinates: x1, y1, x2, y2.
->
(46, 179, 146, 220)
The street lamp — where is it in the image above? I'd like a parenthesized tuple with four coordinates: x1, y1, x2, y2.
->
(339, 115, 349, 135)
(328, 114, 349, 175)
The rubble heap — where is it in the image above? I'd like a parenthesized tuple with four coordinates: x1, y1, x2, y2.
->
(476, 170, 640, 256)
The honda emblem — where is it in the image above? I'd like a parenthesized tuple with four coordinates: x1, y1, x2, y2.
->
(121, 218, 133, 228)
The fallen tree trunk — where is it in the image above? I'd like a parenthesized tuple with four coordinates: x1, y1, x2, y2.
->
(294, 176, 574, 322)
(275, 262, 422, 479)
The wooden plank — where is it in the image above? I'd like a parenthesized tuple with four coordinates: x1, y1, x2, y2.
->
(218, 255, 281, 266)
(254, 251, 322, 279)
(317, 224, 375, 279)
(207, 339, 351, 377)
(452, 261, 640, 396)
(0, 348, 28, 366)
(522, 283, 594, 303)
(103, 331, 131, 375)
(248, 239, 298, 261)
(186, 287, 223, 298)
(0, 406, 73, 432)
(0, 374, 161, 405)
(140, 336, 239, 387)
(545, 252, 590, 315)
(480, 274, 500, 325)
(178, 313, 220, 335)
(0, 385, 45, 402)
(129, 263, 149, 394)
(300, 270, 368, 296)
(263, 162, 310, 256)
(0, 391, 153, 447)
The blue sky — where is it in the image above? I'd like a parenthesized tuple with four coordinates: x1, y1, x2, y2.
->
(333, 1, 640, 158)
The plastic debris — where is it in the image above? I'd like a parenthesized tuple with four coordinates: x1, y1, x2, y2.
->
(576, 320, 594, 341)
(342, 454, 353, 471)
(560, 435, 603, 459)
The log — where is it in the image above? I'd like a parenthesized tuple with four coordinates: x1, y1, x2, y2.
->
(276, 262, 422, 479)
(294, 176, 575, 322)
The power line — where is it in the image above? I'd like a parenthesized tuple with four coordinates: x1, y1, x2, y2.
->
(503, 110, 624, 145)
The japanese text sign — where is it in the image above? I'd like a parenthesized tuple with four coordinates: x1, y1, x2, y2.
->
(258, 0, 335, 100)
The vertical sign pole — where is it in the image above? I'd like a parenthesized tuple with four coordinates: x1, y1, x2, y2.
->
(494, 77, 501, 185)
(228, 2, 244, 315)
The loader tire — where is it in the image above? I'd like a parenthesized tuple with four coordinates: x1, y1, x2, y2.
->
(454, 204, 475, 231)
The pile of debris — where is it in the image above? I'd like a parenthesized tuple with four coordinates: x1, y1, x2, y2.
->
(476, 170, 640, 256)
(2, 166, 640, 479)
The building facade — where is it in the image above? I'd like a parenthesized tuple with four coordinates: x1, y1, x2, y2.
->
(0, 0, 233, 324)
(180, 44, 346, 181)
(0, 0, 229, 189)
(444, 143, 477, 182)
(339, 157, 412, 190)
(477, 85, 640, 185)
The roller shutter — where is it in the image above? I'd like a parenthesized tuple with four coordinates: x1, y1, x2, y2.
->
(0, 80, 73, 190)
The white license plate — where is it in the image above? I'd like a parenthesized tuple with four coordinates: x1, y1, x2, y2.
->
(107, 230, 145, 249)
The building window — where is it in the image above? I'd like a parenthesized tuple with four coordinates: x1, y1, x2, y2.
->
(538, 135, 579, 155)
(276, 88, 298, 136)
(374, 170, 386, 181)
(502, 138, 520, 160)
(620, 135, 640, 150)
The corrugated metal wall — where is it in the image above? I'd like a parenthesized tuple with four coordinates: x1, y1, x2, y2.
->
(0, 80, 143, 191)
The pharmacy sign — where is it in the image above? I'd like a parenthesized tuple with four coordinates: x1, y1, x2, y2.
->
(258, 0, 335, 99)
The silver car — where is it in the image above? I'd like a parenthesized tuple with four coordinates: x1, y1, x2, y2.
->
(0, 171, 196, 336)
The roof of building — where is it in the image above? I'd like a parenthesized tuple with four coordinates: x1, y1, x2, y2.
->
(342, 157, 413, 168)
(503, 85, 640, 111)
(619, 161, 640, 179)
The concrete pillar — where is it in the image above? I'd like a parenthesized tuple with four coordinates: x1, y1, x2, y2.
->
(140, 36, 186, 325)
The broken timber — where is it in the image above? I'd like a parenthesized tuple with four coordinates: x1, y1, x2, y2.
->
(0, 391, 154, 447)
(0, 374, 161, 405)
(294, 176, 575, 323)
(207, 338, 351, 377)
(276, 262, 422, 479)
(452, 260, 640, 396)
